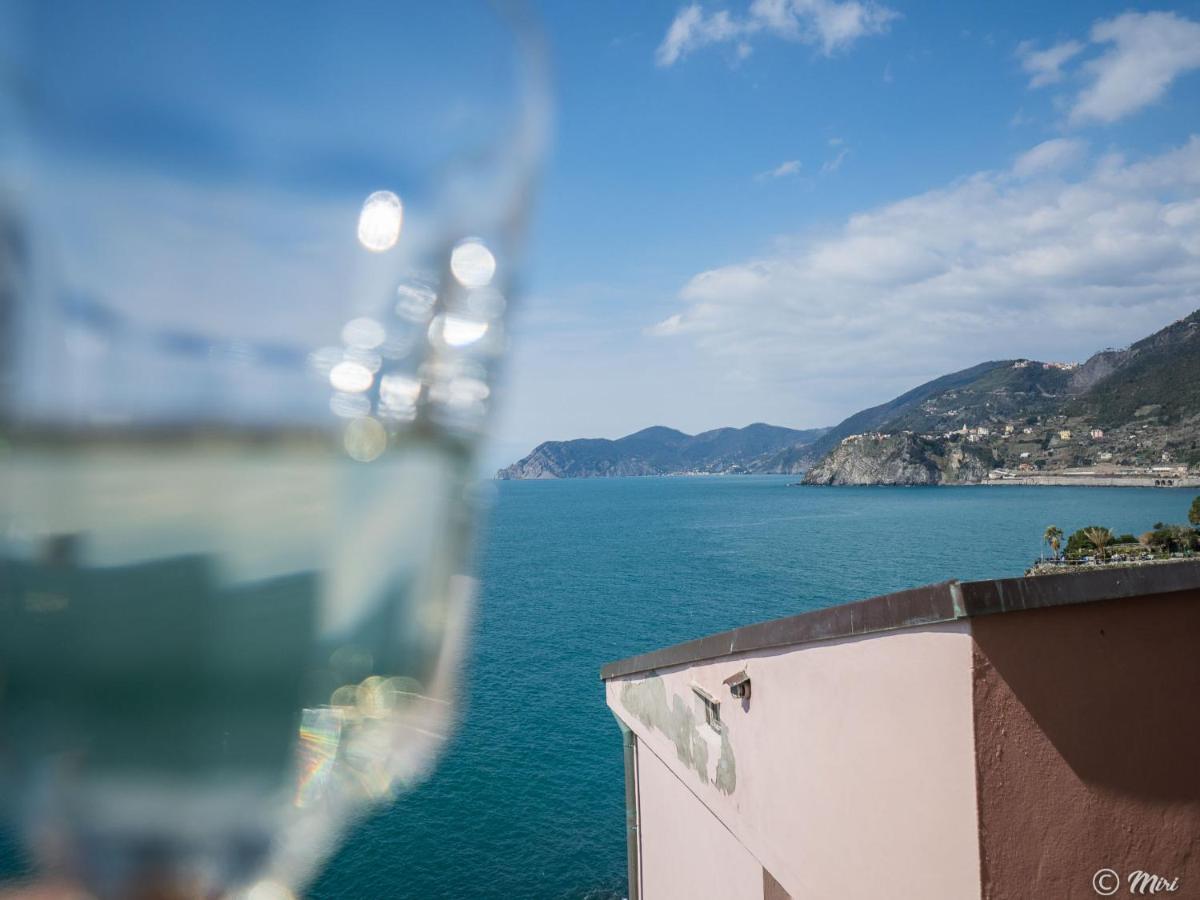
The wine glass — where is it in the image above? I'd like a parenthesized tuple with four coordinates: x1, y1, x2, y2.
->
(0, 2, 547, 896)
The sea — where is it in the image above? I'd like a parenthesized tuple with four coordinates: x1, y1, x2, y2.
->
(309, 476, 1196, 899)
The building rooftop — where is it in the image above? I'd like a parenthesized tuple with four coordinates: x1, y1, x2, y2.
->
(600, 559, 1200, 680)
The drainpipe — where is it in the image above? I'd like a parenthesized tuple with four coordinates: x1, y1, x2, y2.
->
(616, 717, 640, 900)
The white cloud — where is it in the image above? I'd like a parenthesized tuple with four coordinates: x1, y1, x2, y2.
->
(648, 137, 1200, 411)
(656, 5, 740, 66)
(644, 313, 686, 336)
(1016, 39, 1084, 88)
(655, 0, 897, 67)
(1011, 138, 1087, 179)
(820, 147, 849, 174)
(1070, 11, 1200, 124)
(756, 159, 803, 181)
(1017, 12, 1200, 126)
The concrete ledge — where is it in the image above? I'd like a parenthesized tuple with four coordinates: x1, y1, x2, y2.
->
(600, 560, 1200, 680)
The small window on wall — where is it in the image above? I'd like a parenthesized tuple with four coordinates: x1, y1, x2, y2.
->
(691, 684, 721, 734)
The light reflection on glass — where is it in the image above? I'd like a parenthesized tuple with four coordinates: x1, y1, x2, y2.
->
(432, 313, 489, 348)
(295, 709, 343, 809)
(378, 374, 421, 421)
(355, 191, 403, 253)
(395, 280, 438, 322)
(245, 880, 298, 900)
(341, 416, 387, 462)
(328, 360, 373, 393)
(244, 883, 296, 900)
(378, 329, 417, 361)
(306, 346, 344, 377)
(329, 392, 371, 418)
(342, 347, 383, 374)
(433, 376, 490, 410)
(461, 286, 507, 320)
(448, 238, 496, 288)
(340, 317, 386, 350)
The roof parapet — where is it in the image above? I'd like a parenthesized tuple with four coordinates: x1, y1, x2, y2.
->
(600, 560, 1200, 681)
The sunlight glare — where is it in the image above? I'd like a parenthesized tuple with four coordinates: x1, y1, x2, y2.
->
(449, 239, 496, 288)
(329, 360, 374, 393)
(357, 191, 403, 252)
(434, 314, 489, 348)
(342, 317, 387, 349)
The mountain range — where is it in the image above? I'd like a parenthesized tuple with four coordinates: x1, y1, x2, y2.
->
(499, 309, 1200, 482)
(496, 423, 828, 479)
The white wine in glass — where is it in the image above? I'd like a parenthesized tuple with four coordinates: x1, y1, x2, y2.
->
(0, 2, 546, 896)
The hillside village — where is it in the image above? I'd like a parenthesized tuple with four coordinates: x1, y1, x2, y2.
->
(804, 311, 1200, 486)
(909, 360, 1197, 483)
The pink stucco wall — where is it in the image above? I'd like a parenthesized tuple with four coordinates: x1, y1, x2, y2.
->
(607, 622, 981, 899)
(636, 743, 764, 900)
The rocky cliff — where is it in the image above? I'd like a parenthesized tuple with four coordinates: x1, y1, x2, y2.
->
(802, 433, 995, 486)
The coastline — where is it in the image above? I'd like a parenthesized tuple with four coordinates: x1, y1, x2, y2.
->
(794, 474, 1200, 488)
(979, 474, 1200, 488)
(497, 471, 1200, 487)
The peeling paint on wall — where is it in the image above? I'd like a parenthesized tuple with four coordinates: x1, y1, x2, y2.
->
(715, 727, 736, 795)
(620, 678, 709, 781)
(619, 677, 714, 785)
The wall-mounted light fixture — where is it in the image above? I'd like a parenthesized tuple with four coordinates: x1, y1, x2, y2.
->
(723, 669, 751, 703)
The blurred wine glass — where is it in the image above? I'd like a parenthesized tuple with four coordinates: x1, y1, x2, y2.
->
(0, 2, 547, 897)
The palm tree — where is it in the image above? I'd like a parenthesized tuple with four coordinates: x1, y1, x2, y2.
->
(1043, 525, 1063, 560)
(1083, 526, 1112, 562)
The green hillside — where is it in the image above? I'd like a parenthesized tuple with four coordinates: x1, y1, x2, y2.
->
(805, 307, 1200, 482)
(1068, 310, 1200, 427)
(806, 360, 1009, 456)
(881, 360, 1075, 434)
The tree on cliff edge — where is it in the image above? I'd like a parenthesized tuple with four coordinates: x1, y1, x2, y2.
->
(1043, 525, 1063, 560)
(1083, 527, 1113, 562)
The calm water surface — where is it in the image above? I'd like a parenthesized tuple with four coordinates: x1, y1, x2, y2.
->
(311, 477, 1196, 899)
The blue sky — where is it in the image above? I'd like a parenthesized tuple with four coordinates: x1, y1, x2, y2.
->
(9, 1, 1200, 469)
(492, 0, 1200, 467)
(14, 1, 531, 427)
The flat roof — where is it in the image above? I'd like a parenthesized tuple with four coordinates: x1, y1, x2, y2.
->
(600, 560, 1200, 681)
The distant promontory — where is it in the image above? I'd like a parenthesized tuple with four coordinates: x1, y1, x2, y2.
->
(496, 423, 829, 480)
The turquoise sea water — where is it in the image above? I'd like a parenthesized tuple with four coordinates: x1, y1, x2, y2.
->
(310, 477, 1197, 899)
